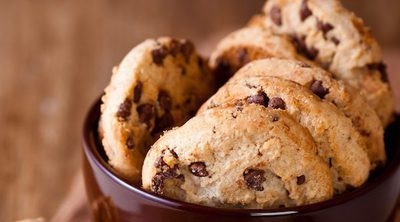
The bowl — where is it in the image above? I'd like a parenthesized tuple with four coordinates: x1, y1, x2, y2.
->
(83, 98, 400, 222)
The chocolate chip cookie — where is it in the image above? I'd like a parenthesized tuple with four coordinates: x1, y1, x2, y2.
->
(142, 104, 333, 208)
(230, 58, 385, 168)
(99, 37, 215, 182)
(259, 0, 394, 126)
(200, 75, 370, 192)
(209, 26, 304, 86)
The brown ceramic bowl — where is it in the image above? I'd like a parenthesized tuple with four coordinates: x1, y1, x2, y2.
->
(83, 98, 400, 222)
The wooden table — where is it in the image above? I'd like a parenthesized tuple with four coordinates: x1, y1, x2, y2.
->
(0, 0, 399, 221)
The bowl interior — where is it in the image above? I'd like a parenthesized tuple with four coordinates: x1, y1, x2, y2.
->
(83, 98, 400, 216)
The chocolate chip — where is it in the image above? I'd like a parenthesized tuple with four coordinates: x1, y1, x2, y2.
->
(151, 172, 165, 194)
(152, 112, 174, 135)
(310, 80, 329, 99)
(317, 20, 334, 38)
(169, 39, 181, 56)
(270, 6, 282, 26)
(300, 0, 312, 21)
(247, 91, 269, 107)
(290, 35, 319, 60)
(297, 175, 306, 185)
(243, 168, 266, 191)
(125, 136, 134, 149)
(116, 98, 132, 121)
(137, 103, 155, 124)
(238, 48, 249, 66)
(158, 90, 172, 111)
(189, 162, 209, 177)
(328, 158, 333, 167)
(272, 115, 279, 122)
(268, 97, 286, 110)
(152, 46, 169, 65)
(133, 81, 143, 103)
(368, 62, 389, 82)
(180, 39, 194, 62)
(331, 36, 341, 45)
(307, 47, 319, 61)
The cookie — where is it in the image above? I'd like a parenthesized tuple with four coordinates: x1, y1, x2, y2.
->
(230, 58, 385, 168)
(99, 37, 215, 182)
(209, 26, 304, 86)
(199, 76, 370, 192)
(259, 0, 394, 126)
(142, 104, 333, 208)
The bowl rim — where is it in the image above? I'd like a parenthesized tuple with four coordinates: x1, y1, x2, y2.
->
(83, 97, 400, 217)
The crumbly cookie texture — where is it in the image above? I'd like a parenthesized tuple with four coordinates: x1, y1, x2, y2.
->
(142, 104, 333, 208)
(207, 26, 384, 167)
(209, 26, 304, 86)
(199, 76, 370, 192)
(229, 58, 384, 168)
(99, 37, 215, 182)
(259, 0, 394, 126)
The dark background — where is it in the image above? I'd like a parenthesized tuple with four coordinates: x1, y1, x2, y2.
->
(1, 0, 399, 221)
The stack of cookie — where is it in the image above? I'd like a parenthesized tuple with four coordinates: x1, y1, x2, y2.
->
(99, 0, 395, 209)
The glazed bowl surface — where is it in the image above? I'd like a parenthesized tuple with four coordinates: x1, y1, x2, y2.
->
(83, 98, 400, 222)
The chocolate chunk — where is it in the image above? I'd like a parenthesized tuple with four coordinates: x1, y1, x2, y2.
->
(268, 97, 286, 110)
(243, 168, 266, 191)
(300, 0, 312, 21)
(133, 81, 143, 103)
(151, 172, 165, 194)
(152, 112, 174, 135)
(238, 48, 249, 66)
(310, 80, 329, 99)
(155, 156, 180, 177)
(317, 20, 334, 38)
(189, 162, 209, 177)
(137, 103, 155, 124)
(116, 98, 132, 121)
(158, 90, 172, 111)
(306, 47, 319, 61)
(125, 136, 134, 150)
(270, 6, 282, 26)
(290, 35, 319, 60)
(368, 62, 389, 82)
(272, 115, 279, 122)
(169, 39, 181, 56)
(180, 39, 194, 62)
(331, 36, 341, 45)
(152, 46, 169, 65)
(247, 91, 269, 107)
(297, 175, 306, 185)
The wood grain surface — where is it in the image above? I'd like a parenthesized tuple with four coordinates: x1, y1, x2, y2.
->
(0, 0, 399, 221)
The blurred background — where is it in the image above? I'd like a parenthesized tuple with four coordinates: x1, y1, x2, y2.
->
(1, 0, 399, 221)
